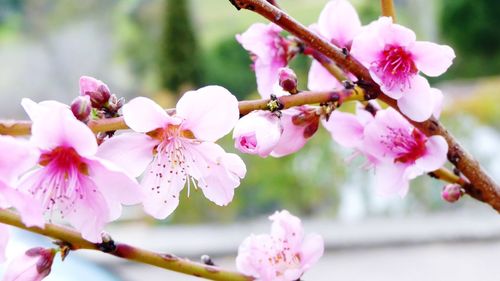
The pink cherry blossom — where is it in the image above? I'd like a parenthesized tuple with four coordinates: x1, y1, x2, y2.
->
(351, 17, 455, 121)
(363, 107, 448, 196)
(270, 106, 320, 157)
(18, 99, 142, 242)
(233, 111, 282, 157)
(3, 247, 56, 281)
(307, 0, 362, 91)
(98, 86, 246, 219)
(237, 23, 289, 98)
(236, 210, 324, 281)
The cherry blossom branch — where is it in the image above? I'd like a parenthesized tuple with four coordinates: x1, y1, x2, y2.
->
(381, 0, 397, 20)
(0, 209, 252, 281)
(0, 89, 363, 136)
(228, 0, 500, 212)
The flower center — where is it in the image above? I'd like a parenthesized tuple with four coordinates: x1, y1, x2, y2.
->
(383, 128, 427, 164)
(39, 146, 88, 175)
(239, 134, 258, 150)
(376, 45, 417, 91)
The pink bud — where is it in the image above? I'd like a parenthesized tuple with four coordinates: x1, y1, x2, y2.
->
(232, 111, 282, 157)
(278, 67, 298, 94)
(441, 184, 463, 203)
(70, 95, 92, 121)
(79, 76, 111, 108)
(3, 247, 56, 281)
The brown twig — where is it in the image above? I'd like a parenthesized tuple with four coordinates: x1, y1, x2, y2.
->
(381, 0, 397, 20)
(0, 209, 251, 281)
(229, 0, 500, 211)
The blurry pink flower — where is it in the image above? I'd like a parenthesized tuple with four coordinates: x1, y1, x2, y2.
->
(98, 86, 246, 219)
(351, 17, 455, 121)
(233, 111, 282, 157)
(3, 247, 56, 281)
(18, 99, 142, 242)
(363, 108, 448, 196)
(236, 210, 324, 281)
(79, 76, 111, 108)
(308, 0, 362, 91)
(0, 136, 44, 228)
(237, 23, 289, 98)
(270, 106, 320, 157)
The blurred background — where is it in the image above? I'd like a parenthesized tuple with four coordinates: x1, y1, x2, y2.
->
(1, 0, 500, 280)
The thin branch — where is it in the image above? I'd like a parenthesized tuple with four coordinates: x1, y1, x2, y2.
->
(229, 0, 500, 212)
(0, 209, 252, 281)
(0, 89, 362, 136)
(381, 0, 397, 20)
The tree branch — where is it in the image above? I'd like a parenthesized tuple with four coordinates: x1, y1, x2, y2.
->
(229, 0, 500, 212)
(381, 0, 397, 20)
(0, 209, 252, 281)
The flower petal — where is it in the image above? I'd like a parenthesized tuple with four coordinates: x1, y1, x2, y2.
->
(0, 181, 44, 228)
(374, 162, 410, 196)
(97, 133, 157, 177)
(397, 75, 434, 122)
(27, 101, 98, 157)
(233, 111, 282, 157)
(411, 41, 455, 77)
(123, 97, 176, 133)
(270, 108, 312, 157)
(322, 110, 365, 148)
(416, 135, 448, 171)
(307, 60, 342, 91)
(317, 0, 361, 47)
(87, 157, 143, 219)
(176, 86, 239, 142)
(0, 136, 38, 183)
(300, 233, 324, 269)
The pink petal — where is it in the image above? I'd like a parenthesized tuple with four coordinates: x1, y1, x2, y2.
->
(87, 157, 143, 220)
(0, 225, 8, 263)
(270, 108, 311, 157)
(123, 97, 177, 133)
(188, 142, 245, 206)
(317, 0, 362, 47)
(270, 210, 304, 248)
(374, 162, 410, 196)
(430, 88, 444, 119)
(21, 98, 68, 121)
(411, 41, 455, 77)
(141, 161, 184, 219)
(322, 110, 365, 148)
(415, 135, 448, 171)
(62, 176, 110, 243)
(254, 60, 283, 98)
(28, 102, 98, 157)
(307, 60, 342, 91)
(300, 233, 324, 269)
(176, 86, 239, 142)
(0, 136, 38, 183)
(378, 17, 416, 47)
(97, 133, 157, 177)
(236, 23, 282, 62)
(397, 75, 434, 122)
(0, 181, 44, 228)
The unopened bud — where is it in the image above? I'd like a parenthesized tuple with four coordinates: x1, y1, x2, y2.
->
(79, 76, 111, 108)
(278, 67, 298, 94)
(441, 184, 463, 203)
(3, 247, 56, 281)
(70, 95, 91, 122)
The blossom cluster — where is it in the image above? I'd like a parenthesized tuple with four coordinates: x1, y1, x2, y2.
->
(0, 0, 460, 279)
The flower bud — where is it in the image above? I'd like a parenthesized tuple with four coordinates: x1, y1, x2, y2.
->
(3, 247, 56, 281)
(441, 184, 463, 203)
(70, 95, 92, 122)
(233, 111, 282, 157)
(278, 67, 298, 94)
(79, 76, 111, 108)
